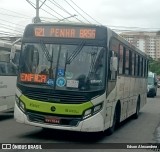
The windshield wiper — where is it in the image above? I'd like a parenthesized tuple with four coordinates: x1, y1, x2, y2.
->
(88, 52, 97, 77)
(40, 42, 55, 78)
(40, 42, 52, 62)
(66, 41, 85, 64)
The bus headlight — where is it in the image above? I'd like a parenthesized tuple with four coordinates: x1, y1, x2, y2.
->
(83, 102, 103, 120)
(19, 101, 25, 111)
(15, 96, 26, 113)
(93, 104, 102, 113)
(15, 96, 19, 103)
(83, 109, 92, 119)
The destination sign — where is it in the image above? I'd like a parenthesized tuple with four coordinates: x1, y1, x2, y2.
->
(34, 26, 96, 39)
(20, 73, 47, 83)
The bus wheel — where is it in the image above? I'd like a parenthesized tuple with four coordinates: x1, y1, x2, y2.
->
(107, 108, 117, 135)
(133, 97, 140, 119)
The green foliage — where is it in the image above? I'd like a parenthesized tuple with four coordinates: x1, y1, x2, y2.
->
(149, 58, 160, 75)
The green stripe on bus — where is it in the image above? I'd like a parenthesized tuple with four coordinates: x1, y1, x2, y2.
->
(20, 95, 93, 115)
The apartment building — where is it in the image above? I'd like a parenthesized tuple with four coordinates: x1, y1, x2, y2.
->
(120, 32, 160, 60)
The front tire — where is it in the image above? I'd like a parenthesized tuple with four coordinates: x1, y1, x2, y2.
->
(107, 110, 117, 135)
(107, 104, 120, 135)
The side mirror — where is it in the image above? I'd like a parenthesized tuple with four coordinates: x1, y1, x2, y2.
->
(10, 45, 16, 61)
(110, 57, 118, 71)
(10, 38, 21, 60)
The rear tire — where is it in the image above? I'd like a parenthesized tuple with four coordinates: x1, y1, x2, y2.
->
(133, 97, 140, 119)
(155, 91, 157, 96)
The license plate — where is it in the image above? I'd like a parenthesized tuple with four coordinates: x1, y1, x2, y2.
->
(45, 117, 60, 124)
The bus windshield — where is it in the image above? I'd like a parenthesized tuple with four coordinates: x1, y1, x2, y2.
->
(19, 43, 106, 92)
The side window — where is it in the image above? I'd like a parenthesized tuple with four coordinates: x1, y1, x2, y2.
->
(141, 58, 144, 77)
(135, 54, 138, 76)
(109, 39, 119, 56)
(0, 63, 6, 75)
(132, 52, 135, 76)
(119, 45, 124, 74)
(12, 52, 20, 66)
(0, 62, 17, 76)
(109, 39, 119, 80)
(7, 63, 17, 76)
(144, 59, 148, 77)
(138, 55, 140, 76)
(125, 49, 129, 75)
(139, 56, 142, 77)
(146, 60, 149, 77)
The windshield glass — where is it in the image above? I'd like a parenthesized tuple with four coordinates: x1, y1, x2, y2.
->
(19, 43, 106, 92)
(148, 77, 154, 85)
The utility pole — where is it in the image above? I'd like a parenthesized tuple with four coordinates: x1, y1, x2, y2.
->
(26, 0, 46, 23)
(35, 0, 40, 23)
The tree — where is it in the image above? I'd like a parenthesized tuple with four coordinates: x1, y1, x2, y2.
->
(149, 58, 160, 75)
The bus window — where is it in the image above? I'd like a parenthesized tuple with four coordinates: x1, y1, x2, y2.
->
(0, 62, 17, 76)
(119, 45, 124, 74)
(109, 38, 119, 80)
(125, 49, 129, 75)
(131, 52, 135, 76)
(135, 54, 138, 76)
(141, 58, 144, 77)
(139, 57, 142, 77)
(144, 59, 148, 77)
(0, 63, 6, 75)
(7, 63, 17, 76)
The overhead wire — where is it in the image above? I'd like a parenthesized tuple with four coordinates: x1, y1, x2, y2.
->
(64, 0, 91, 24)
(40, 7, 60, 20)
(69, 0, 102, 25)
(0, 22, 24, 32)
(0, 31, 22, 37)
(27, 0, 60, 20)
(0, 12, 30, 19)
(0, 8, 32, 18)
(0, 25, 22, 34)
(40, 0, 67, 21)
(47, 0, 84, 23)
(1, 1, 160, 38)
(0, 19, 26, 28)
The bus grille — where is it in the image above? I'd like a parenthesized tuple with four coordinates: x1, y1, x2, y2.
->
(27, 112, 81, 127)
(23, 90, 88, 104)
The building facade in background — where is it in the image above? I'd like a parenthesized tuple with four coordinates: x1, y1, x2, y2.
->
(120, 32, 160, 60)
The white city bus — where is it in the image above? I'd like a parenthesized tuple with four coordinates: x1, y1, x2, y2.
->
(14, 23, 148, 134)
(0, 41, 20, 113)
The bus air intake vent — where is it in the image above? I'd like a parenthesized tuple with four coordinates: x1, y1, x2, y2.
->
(24, 90, 88, 103)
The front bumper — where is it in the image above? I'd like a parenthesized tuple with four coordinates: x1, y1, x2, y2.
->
(14, 103, 104, 132)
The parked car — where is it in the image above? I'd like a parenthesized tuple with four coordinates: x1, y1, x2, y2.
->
(147, 72, 158, 97)
(158, 81, 160, 88)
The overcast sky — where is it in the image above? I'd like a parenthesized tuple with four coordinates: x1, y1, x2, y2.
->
(0, 0, 160, 36)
